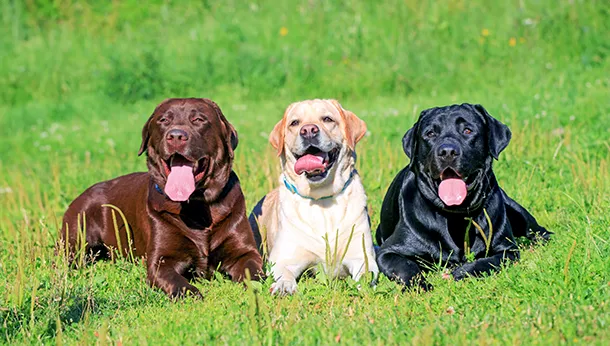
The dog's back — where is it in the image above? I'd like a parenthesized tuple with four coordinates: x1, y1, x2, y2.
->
(61, 172, 150, 260)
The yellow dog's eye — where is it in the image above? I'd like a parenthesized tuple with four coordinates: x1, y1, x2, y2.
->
(323, 116, 334, 123)
(289, 120, 300, 127)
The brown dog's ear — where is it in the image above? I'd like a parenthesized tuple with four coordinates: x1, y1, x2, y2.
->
(206, 99, 238, 157)
(138, 115, 153, 156)
(329, 100, 367, 150)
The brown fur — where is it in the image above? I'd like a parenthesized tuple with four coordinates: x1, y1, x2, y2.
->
(61, 98, 262, 299)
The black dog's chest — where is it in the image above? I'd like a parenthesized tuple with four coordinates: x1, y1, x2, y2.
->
(446, 215, 474, 256)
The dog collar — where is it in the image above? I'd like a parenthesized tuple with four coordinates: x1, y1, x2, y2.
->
(154, 183, 165, 195)
(282, 170, 355, 201)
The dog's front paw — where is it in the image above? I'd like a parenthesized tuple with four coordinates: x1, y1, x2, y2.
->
(451, 264, 473, 281)
(168, 284, 202, 300)
(270, 279, 297, 296)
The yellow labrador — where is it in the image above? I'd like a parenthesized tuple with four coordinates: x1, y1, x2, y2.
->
(249, 99, 378, 295)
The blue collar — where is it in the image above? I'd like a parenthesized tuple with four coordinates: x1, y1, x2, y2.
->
(282, 170, 356, 200)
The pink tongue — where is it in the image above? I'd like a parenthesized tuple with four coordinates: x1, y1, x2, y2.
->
(438, 178, 467, 206)
(164, 165, 195, 202)
(294, 154, 326, 175)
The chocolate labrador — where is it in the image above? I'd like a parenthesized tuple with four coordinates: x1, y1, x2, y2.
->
(61, 98, 263, 298)
(376, 103, 551, 289)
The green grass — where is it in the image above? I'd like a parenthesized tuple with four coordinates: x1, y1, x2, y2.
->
(1, 0, 609, 344)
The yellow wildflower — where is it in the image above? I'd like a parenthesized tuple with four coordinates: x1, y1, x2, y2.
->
(279, 27, 288, 37)
(509, 37, 517, 46)
(481, 28, 489, 37)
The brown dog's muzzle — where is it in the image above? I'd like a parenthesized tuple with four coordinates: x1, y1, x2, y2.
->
(166, 128, 189, 152)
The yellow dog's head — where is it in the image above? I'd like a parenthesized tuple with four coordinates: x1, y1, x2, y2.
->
(269, 99, 367, 197)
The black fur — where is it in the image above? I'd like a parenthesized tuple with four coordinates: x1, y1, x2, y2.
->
(376, 103, 550, 289)
(248, 195, 266, 252)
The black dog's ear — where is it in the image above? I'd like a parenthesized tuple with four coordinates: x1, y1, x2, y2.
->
(474, 104, 512, 159)
(402, 109, 430, 159)
(138, 115, 153, 156)
(402, 125, 417, 159)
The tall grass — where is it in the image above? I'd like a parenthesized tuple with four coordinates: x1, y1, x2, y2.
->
(1, 0, 609, 344)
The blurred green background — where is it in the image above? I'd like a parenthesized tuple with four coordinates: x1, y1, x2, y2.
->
(2, 0, 607, 104)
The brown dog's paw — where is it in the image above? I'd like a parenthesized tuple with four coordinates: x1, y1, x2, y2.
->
(168, 284, 202, 300)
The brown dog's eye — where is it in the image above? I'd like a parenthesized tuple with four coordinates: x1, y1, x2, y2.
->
(322, 116, 334, 123)
(426, 131, 436, 138)
(463, 128, 473, 135)
(159, 117, 169, 124)
(192, 117, 207, 124)
(289, 120, 300, 127)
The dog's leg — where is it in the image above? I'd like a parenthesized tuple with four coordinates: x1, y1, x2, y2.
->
(344, 257, 379, 283)
(269, 259, 312, 296)
(451, 249, 520, 280)
(501, 189, 552, 241)
(147, 256, 201, 299)
(222, 249, 264, 282)
(376, 250, 429, 290)
(268, 242, 313, 296)
(342, 229, 379, 283)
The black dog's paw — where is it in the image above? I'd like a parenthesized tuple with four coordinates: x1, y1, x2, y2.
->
(451, 265, 474, 281)
(396, 275, 433, 292)
(531, 226, 553, 243)
(416, 279, 433, 292)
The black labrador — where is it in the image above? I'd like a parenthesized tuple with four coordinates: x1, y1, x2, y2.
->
(376, 103, 551, 289)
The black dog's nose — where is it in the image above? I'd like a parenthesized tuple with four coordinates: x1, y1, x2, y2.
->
(166, 129, 189, 143)
(437, 143, 461, 159)
(299, 124, 319, 140)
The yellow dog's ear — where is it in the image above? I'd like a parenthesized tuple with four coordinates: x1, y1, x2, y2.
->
(269, 103, 296, 156)
(329, 100, 367, 150)
(269, 118, 285, 156)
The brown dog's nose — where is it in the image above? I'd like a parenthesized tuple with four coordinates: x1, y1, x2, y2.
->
(437, 143, 461, 160)
(299, 124, 319, 140)
(166, 129, 189, 143)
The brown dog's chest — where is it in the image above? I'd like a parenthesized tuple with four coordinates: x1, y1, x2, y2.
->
(148, 184, 240, 277)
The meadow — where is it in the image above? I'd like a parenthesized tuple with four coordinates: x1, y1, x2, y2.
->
(1, 0, 609, 344)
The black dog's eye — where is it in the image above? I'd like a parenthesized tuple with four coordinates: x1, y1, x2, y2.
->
(425, 130, 437, 139)
(322, 116, 334, 123)
(289, 120, 300, 127)
(463, 128, 473, 135)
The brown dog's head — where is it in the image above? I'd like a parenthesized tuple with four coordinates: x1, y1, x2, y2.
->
(139, 98, 238, 203)
(269, 99, 366, 198)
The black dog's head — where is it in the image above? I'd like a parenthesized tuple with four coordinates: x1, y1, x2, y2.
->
(403, 103, 511, 209)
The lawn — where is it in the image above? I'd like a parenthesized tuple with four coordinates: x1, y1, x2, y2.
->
(1, 0, 609, 344)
